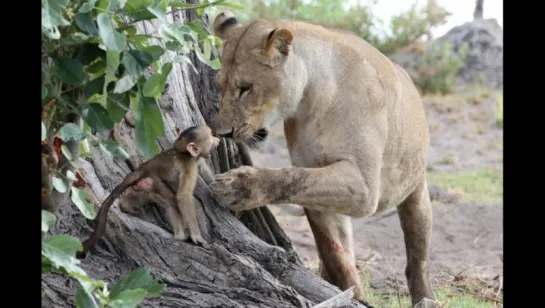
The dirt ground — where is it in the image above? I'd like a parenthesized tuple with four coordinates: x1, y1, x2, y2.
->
(248, 86, 503, 293)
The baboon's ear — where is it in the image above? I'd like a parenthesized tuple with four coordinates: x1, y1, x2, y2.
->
(213, 11, 240, 40)
(256, 28, 294, 67)
(186, 142, 200, 157)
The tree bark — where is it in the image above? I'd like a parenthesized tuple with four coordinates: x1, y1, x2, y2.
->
(41, 6, 365, 308)
(473, 0, 484, 20)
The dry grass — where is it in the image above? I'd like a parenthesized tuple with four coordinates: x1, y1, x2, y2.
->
(303, 261, 503, 308)
(495, 94, 503, 128)
(424, 86, 494, 114)
(435, 152, 458, 166)
(358, 270, 503, 308)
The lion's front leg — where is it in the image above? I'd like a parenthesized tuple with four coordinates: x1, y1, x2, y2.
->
(209, 161, 379, 217)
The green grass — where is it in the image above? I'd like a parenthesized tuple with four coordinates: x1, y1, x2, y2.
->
(426, 168, 503, 205)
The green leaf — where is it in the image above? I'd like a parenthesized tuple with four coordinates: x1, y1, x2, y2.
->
(87, 93, 108, 105)
(174, 55, 198, 75)
(86, 59, 107, 75)
(76, 287, 99, 308)
(108, 289, 147, 308)
(42, 85, 48, 100)
(142, 46, 164, 62)
(142, 75, 164, 98)
(123, 0, 156, 21)
(159, 23, 198, 47)
(165, 41, 181, 52)
(80, 138, 92, 157)
(109, 267, 165, 299)
(43, 234, 82, 256)
(203, 39, 211, 60)
(42, 210, 57, 233)
(79, 0, 98, 13)
(142, 63, 171, 98)
(195, 49, 221, 70)
(42, 121, 47, 141)
(105, 51, 121, 92)
(79, 103, 115, 133)
(61, 145, 73, 161)
(52, 176, 68, 193)
(133, 92, 164, 159)
(122, 50, 153, 77)
(127, 34, 152, 48)
(42, 0, 70, 40)
(84, 75, 105, 99)
(108, 0, 127, 10)
(42, 235, 84, 276)
(74, 12, 99, 36)
(71, 187, 97, 220)
(62, 32, 95, 46)
(106, 93, 130, 122)
(66, 170, 77, 181)
(99, 140, 130, 159)
(123, 25, 137, 36)
(42, 256, 52, 273)
(161, 62, 172, 76)
(60, 123, 86, 141)
(97, 13, 126, 52)
(54, 57, 86, 85)
(114, 74, 137, 93)
(186, 20, 210, 40)
(146, 0, 167, 22)
(78, 43, 106, 66)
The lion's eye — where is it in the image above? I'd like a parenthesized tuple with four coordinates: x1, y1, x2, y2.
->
(239, 84, 252, 97)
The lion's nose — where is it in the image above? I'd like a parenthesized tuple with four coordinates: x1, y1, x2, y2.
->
(216, 127, 234, 138)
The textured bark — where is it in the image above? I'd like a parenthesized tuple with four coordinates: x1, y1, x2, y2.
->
(41, 6, 364, 308)
(473, 0, 484, 20)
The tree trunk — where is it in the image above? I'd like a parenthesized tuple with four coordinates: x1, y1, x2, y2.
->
(41, 6, 365, 308)
(473, 0, 484, 20)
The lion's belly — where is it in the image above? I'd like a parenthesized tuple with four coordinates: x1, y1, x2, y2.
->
(376, 165, 424, 213)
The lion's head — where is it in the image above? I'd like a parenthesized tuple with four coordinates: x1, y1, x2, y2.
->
(212, 11, 295, 145)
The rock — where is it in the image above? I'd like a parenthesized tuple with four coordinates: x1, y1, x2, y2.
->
(388, 18, 503, 91)
(437, 18, 503, 89)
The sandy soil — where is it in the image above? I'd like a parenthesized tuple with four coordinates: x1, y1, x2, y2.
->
(248, 87, 503, 292)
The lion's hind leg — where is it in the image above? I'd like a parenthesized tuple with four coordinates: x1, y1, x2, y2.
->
(397, 179, 437, 307)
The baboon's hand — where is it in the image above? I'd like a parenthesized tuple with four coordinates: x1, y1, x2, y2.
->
(209, 166, 266, 211)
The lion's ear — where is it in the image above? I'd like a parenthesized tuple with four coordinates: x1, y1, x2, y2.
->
(255, 28, 293, 67)
(213, 11, 240, 40)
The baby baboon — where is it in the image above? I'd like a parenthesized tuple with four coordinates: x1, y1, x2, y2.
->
(77, 125, 220, 258)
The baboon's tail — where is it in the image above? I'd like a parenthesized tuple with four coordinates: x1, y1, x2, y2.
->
(77, 171, 143, 258)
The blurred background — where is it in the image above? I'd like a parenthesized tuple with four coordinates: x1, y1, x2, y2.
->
(212, 1, 503, 306)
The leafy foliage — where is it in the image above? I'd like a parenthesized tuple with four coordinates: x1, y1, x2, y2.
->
(408, 41, 469, 94)
(206, 0, 467, 94)
(42, 0, 239, 306)
(42, 211, 166, 307)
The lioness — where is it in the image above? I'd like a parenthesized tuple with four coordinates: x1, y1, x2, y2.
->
(209, 11, 436, 308)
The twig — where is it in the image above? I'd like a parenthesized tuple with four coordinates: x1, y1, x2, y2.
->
(311, 287, 356, 308)
(494, 276, 503, 298)
(473, 231, 487, 246)
(385, 248, 403, 308)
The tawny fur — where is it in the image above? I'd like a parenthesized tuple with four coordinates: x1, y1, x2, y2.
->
(78, 125, 218, 258)
(209, 11, 435, 307)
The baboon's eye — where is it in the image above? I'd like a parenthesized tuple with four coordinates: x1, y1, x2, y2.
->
(239, 84, 252, 97)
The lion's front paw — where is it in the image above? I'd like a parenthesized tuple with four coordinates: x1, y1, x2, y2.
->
(209, 166, 264, 211)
